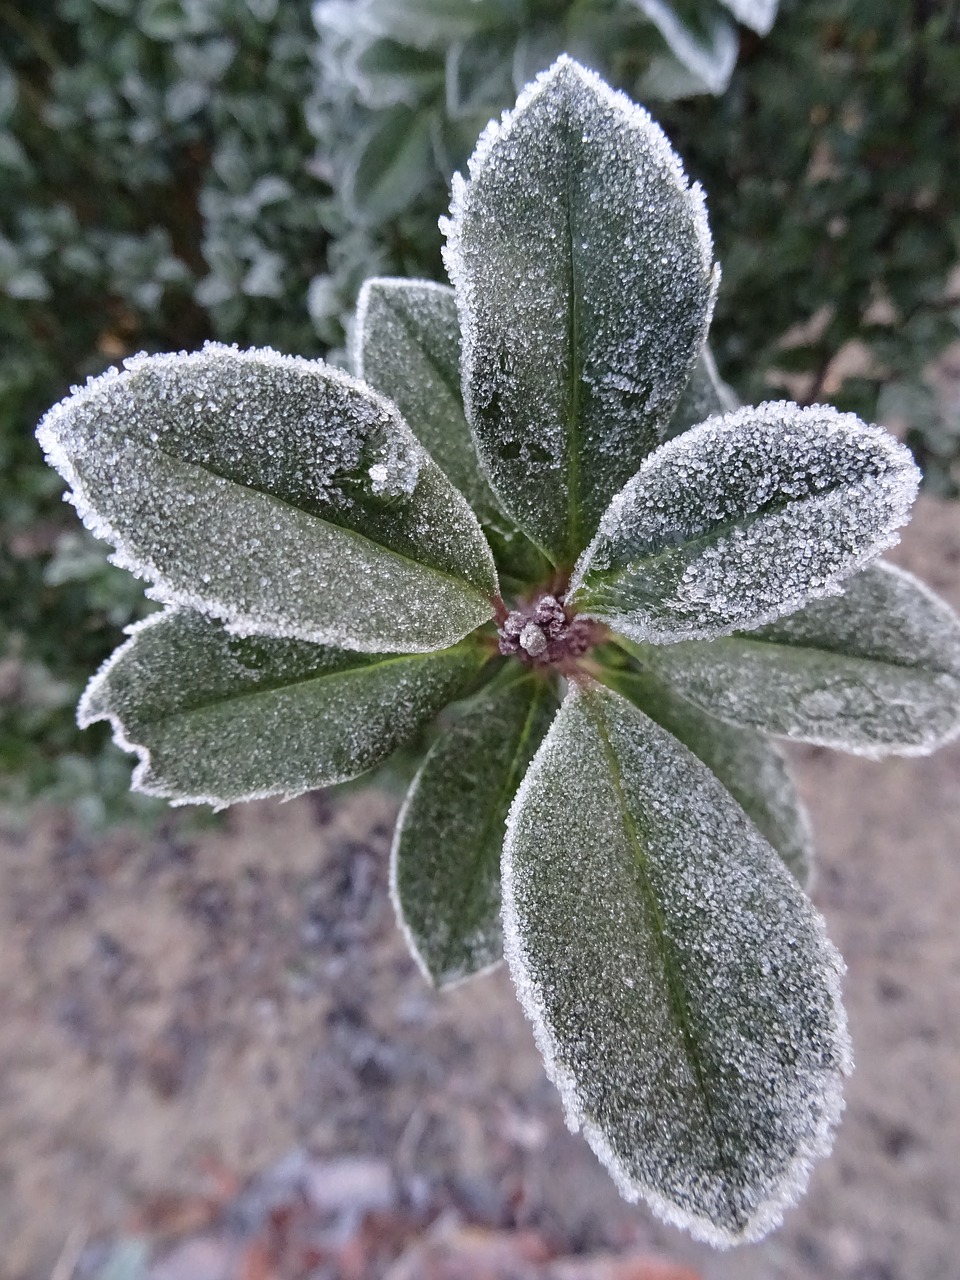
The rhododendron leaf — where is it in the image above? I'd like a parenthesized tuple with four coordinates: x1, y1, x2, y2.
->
(37, 344, 498, 653)
(569, 403, 919, 644)
(503, 681, 850, 1244)
(444, 55, 717, 566)
(391, 671, 558, 986)
(636, 562, 960, 756)
(79, 608, 489, 808)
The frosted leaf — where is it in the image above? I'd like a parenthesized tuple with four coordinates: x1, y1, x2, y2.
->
(503, 682, 851, 1245)
(353, 277, 498, 520)
(353, 276, 552, 587)
(36, 343, 498, 654)
(639, 562, 960, 757)
(79, 607, 488, 809)
(663, 344, 738, 443)
(568, 402, 919, 644)
(391, 672, 558, 987)
(717, 0, 778, 37)
(443, 55, 718, 566)
(604, 666, 812, 885)
(634, 1, 739, 95)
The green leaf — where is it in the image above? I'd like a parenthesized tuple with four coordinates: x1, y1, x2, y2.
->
(602, 666, 812, 884)
(353, 277, 496, 520)
(345, 108, 436, 224)
(635, 562, 960, 757)
(568, 402, 919, 644)
(353, 277, 551, 587)
(503, 682, 851, 1244)
(79, 608, 489, 808)
(663, 344, 738, 442)
(36, 344, 498, 653)
(391, 671, 558, 986)
(443, 56, 718, 566)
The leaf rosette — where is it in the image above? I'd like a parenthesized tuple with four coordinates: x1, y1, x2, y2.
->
(36, 57, 960, 1247)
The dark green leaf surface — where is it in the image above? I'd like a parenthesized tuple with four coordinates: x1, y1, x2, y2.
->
(637, 562, 960, 756)
(391, 672, 558, 986)
(604, 667, 812, 884)
(37, 344, 498, 653)
(79, 607, 489, 807)
(444, 56, 717, 565)
(353, 277, 552, 586)
(569, 402, 919, 644)
(503, 681, 850, 1244)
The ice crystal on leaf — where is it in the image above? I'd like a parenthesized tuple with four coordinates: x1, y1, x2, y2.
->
(35, 55, 960, 1249)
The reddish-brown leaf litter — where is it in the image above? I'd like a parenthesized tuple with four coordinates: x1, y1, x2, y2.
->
(3, 497, 960, 1280)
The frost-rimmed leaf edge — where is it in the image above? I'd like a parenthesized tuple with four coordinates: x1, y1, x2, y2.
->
(78, 608, 488, 811)
(501, 680, 852, 1246)
(36, 342, 499, 654)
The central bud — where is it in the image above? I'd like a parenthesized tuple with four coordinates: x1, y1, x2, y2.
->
(498, 593, 601, 667)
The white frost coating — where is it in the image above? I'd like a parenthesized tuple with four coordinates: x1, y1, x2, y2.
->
(352, 276, 458, 380)
(646, 561, 960, 758)
(78, 606, 484, 809)
(502, 683, 852, 1245)
(635, 0, 739, 94)
(445, 55, 714, 284)
(568, 401, 920, 644)
(442, 54, 718, 556)
(388, 764, 507, 993)
(718, 0, 778, 36)
(36, 342, 498, 653)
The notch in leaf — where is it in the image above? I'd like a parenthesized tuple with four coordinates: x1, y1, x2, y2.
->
(79, 608, 491, 808)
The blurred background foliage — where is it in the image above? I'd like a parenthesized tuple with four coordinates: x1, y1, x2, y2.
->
(1, 0, 957, 823)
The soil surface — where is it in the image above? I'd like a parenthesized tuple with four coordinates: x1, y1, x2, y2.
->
(2, 496, 959, 1280)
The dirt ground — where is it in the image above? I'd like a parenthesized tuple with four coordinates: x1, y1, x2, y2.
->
(2, 495, 959, 1280)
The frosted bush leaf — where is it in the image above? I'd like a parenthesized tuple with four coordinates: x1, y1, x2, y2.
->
(664, 344, 737, 443)
(79, 607, 489, 808)
(443, 55, 717, 566)
(639, 563, 960, 757)
(568, 402, 919, 644)
(635, 0, 738, 96)
(603, 667, 812, 884)
(391, 671, 558, 987)
(36, 343, 498, 653)
(353, 277, 498, 520)
(718, 0, 778, 37)
(502, 681, 851, 1245)
(353, 277, 551, 586)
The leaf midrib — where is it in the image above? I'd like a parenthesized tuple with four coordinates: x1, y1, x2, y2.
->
(134, 646, 477, 728)
(582, 469, 878, 595)
(685, 632, 960, 680)
(563, 117, 584, 564)
(126, 436, 492, 604)
(583, 690, 747, 1232)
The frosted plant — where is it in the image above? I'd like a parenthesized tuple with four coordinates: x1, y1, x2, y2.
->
(36, 58, 960, 1246)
